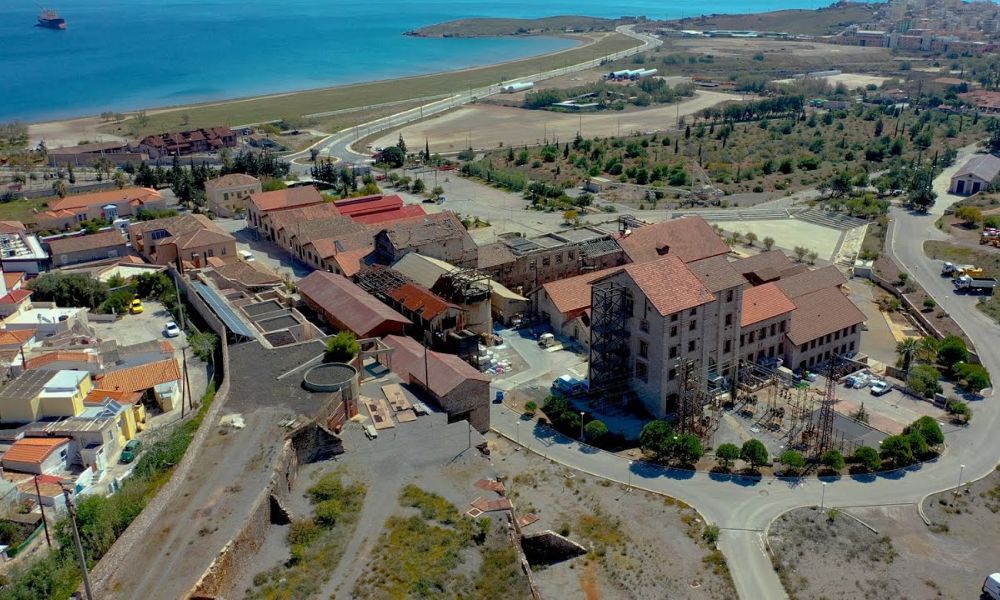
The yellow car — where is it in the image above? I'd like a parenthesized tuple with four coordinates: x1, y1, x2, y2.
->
(130, 299, 144, 314)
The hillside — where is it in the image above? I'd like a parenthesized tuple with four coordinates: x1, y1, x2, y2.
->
(662, 3, 881, 36)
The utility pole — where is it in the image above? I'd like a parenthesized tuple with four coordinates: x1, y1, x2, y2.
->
(61, 485, 94, 600)
(174, 277, 185, 331)
(183, 345, 193, 411)
(33, 476, 51, 548)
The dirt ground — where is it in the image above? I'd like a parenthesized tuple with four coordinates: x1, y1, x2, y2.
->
(772, 73, 892, 90)
(769, 468, 1000, 600)
(370, 90, 740, 153)
(669, 38, 890, 61)
(489, 433, 736, 600)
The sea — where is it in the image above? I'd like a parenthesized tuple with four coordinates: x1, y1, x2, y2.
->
(0, 0, 837, 122)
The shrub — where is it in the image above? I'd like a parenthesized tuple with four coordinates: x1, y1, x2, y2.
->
(879, 435, 914, 468)
(702, 524, 720, 544)
(778, 450, 805, 475)
(715, 443, 740, 470)
(937, 335, 969, 370)
(740, 439, 769, 469)
(524, 401, 538, 416)
(325, 331, 359, 363)
(584, 419, 609, 442)
(946, 398, 972, 423)
(903, 415, 944, 446)
(954, 362, 990, 392)
(821, 449, 845, 471)
(908, 364, 942, 398)
(853, 446, 881, 472)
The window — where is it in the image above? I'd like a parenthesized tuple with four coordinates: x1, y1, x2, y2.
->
(640, 319, 649, 333)
(567, 250, 575, 260)
(778, 342, 784, 354)
(224, 192, 230, 201)
(760, 327, 767, 339)
(725, 313, 733, 327)
(639, 340, 648, 358)
(724, 340, 732, 353)
(835, 330, 840, 340)
(688, 340, 696, 352)
(749, 331, 755, 343)
(668, 368, 677, 380)
(849, 341, 856, 351)
(770, 324, 776, 336)
(689, 319, 697, 331)
(542, 257, 550, 266)
(740, 334, 745, 347)
(851, 324, 857, 334)
(671, 313, 678, 322)
(556, 253, 563, 264)
(221, 246, 227, 255)
(205, 249, 214, 257)
(689, 308, 697, 317)
(726, 290, 734, 302)
(669, 345, 678, 359)
(670, 325, 677, 337)
(780, 321, 786, 333)
(635, 360, 648, 382)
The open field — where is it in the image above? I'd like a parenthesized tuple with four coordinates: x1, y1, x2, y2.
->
(658, 4, 881, 36)
(490, 433, 736, 599)
(370, 89, 739, 152)
(769, 468, 1000, 600)
(87, 33, 640, 139)
(773, 73, 892, 90)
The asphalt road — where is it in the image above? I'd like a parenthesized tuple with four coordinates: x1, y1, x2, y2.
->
(490, 145, 1000, 599)
(284, 25, 662, 173)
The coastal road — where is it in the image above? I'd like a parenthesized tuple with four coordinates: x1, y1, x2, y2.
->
(490, 147, 1000, 598)
(284, 25, 661, 173)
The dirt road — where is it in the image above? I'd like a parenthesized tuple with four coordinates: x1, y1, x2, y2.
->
(370, 90, 741, 152)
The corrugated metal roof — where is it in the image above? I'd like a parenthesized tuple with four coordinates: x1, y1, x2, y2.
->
(191, 281, 257, 338)
(297, 271, 410, 336)
(383, 334, 488, 397)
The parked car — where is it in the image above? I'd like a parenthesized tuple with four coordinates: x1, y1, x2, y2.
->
(120, 440, 142, 464)
(552, 375, 588, 396)
(538, 333, 556, 348)
(869, 380, 891, 396)
(130, 299, 144, 314)
(164, 321, 181, 338)
(983, 573, 1000, 600)
(238, 249, 254, 262)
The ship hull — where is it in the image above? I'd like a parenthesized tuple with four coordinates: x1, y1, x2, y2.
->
(36, 18, 66, 30)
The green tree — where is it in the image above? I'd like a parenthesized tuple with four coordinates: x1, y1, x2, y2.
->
(879, 435, 914, 467)
(745, 232, 758, 247)
(52, 179, 67, 198)
(955, 362, 990, 393)
(396, 134, 407, 154)
(907, 364, 942, 398)
(853, 446, 881, 472)
(904, 415, 944, 446)
(762, 236, 775, 250)
(793, 246, 808, 262)
(584, 420, 609, 443)
(188, 331, 218, 363)
(324, 331, 360, 363)
(778, 450, 805, 475)
(946, 398, 972, 424)
(112, 170, 127, 189)
(821, 449, 845, 471)
(715, 443, 740, 471)
(954, 205, 983, 226)
(671, 433, 703, 465)
(740, 439, 769, 469)
(895, 337, 919, 373)
(379, 146, 405, 168)
(28, 272, 109, 309)
(639, 420, 675, 462)
(937, 336, 969, 370)
(524, 400, 538, 416)
(411, 178, 426, 194)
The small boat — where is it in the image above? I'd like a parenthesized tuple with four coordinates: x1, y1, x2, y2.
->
(36, 9, 66, 30)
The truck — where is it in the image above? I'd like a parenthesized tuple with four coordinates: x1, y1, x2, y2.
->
(942, 262, 977, 277)
(954, 274, 997, 293)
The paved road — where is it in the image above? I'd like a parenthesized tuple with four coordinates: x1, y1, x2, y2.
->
(489, 144, 1000, 599)
(284, 25, 661, 174)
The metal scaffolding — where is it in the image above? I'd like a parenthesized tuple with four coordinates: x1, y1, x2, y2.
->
(588, 280, 631, 411)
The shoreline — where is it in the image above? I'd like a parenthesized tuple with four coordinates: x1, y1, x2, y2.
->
(27, 31, 609, 147)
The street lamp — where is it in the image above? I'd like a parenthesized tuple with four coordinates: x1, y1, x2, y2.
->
(820, 482, 828, 510)
(579, 412, 585, 441)
(627, 460, 634, 492)
(956, 464, 966, 494)
(515, 419, 520, 446)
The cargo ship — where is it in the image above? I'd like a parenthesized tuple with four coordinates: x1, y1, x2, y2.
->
(36, 10, 66, 30)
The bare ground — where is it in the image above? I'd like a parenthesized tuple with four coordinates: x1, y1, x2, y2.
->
(769, 468, 1000, 600)
(490, 433, 736, 600)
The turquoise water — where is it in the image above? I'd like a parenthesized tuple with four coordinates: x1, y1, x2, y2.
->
(1, 0, 836, 122)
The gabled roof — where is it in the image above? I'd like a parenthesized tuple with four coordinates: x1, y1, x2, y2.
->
(333, 194, 402, 216)
(614, 255, 715, 316)
(85, 388, 143, 405)
(204, 173, 260, 190)
(297, 271, 410, 336)
(47, 230, 125, 255)
(267, 202, 343, 235)
(211, 261, 283, 287)
(378, 212, 473, 250)
(129, 214, 234, 250)
(350, 204, 426, 225)
(953, 154, 1000, 182)
(94, 358, 181, 393)
(0, 329, 35, 346)
(732, 250, 796, 278)
(387, 283, 455, 320)
(247, 186, 324, 213)
(0, 289, 31, 305)
(48, 188, 161, 211)
(775, 265, 847, 299)
(787, 287, 866, 346)
(3, 437, 70, 466)
(383, 334, 488, 397)
(741, 282, 795, 327)
(540, 265, 623, 316)
(616, 216, 730, 264)
(686, 255, 746, 292)
(477, 242, 516, 269)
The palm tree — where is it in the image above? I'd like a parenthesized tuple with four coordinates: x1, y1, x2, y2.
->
(52, 180, 67, 198)
(915, 336, 939, 365)
(112, 171, 127, 189)
(896, 338, 919, 373)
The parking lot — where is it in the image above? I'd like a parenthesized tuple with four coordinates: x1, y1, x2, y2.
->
(831, 374, 946, 435)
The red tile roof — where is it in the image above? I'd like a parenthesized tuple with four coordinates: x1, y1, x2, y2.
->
(350, 204, 426, 225)
(0, 221, 25, 234)
(541, 266, 623, 316)
(383, 334, 488, 397)
(333, 194, 403, 216)
(0, 329, 35, 346)
(47, 230, 126, 256)
(732, 250, 796, 278)
(204, 173, 260, 191)
(3, 272, 24, 290)
(48, 188, 161, 212)
(3, 437, 70, 466)
(248, 186, 324, 213)
(616, 255, 715, 316)
(616, 216, 730, 264)
(775, 265, 847, 299)
(85, 388, 143, 405)
(387, 283, 455, 320)
(297, 271, 410, 337)
(94, 358, 181, 393)
(741, 282, 795, 327)
(786, 287, 867, 346)
(686, 255, 746, 292)
(23, 351, 95, 371)
(0, 289, 31, 305)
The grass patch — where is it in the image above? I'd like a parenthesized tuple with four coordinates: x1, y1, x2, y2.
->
(0, 196, 54, 225)
(0, 382, 217, 600)
(247, 472, 366, 599)
(100, 33, 640, 137)
(353, 486, 529, 599)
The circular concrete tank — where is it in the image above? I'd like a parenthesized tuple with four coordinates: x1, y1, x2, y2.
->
(303, 363, 359, 400)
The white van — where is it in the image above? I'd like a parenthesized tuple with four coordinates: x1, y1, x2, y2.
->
(238, 250, 254, 262)
(984, 573, 1000, 600)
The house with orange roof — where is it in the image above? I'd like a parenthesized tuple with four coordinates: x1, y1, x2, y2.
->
(2, 437, 71, 474)
(35, 187, 165, 231)
(22, 350, 103, 375)
(93, 358, 183, 411)
(0, 328, 35, 351)
(128, 214, 236, 268)
(246, 186, 325, 239)
(28, 395, 139, 470)
(204, 173, 262, 217)
(739, 282, 795, 364)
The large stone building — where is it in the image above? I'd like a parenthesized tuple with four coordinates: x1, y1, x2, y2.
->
(128, 214, 236, 268)
(204, 173, 262, 217)
(36, 188, 165, 231)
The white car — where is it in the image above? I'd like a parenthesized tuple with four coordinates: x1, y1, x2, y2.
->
(164, 322, 181, 338)
(869, 380, 891, 396)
